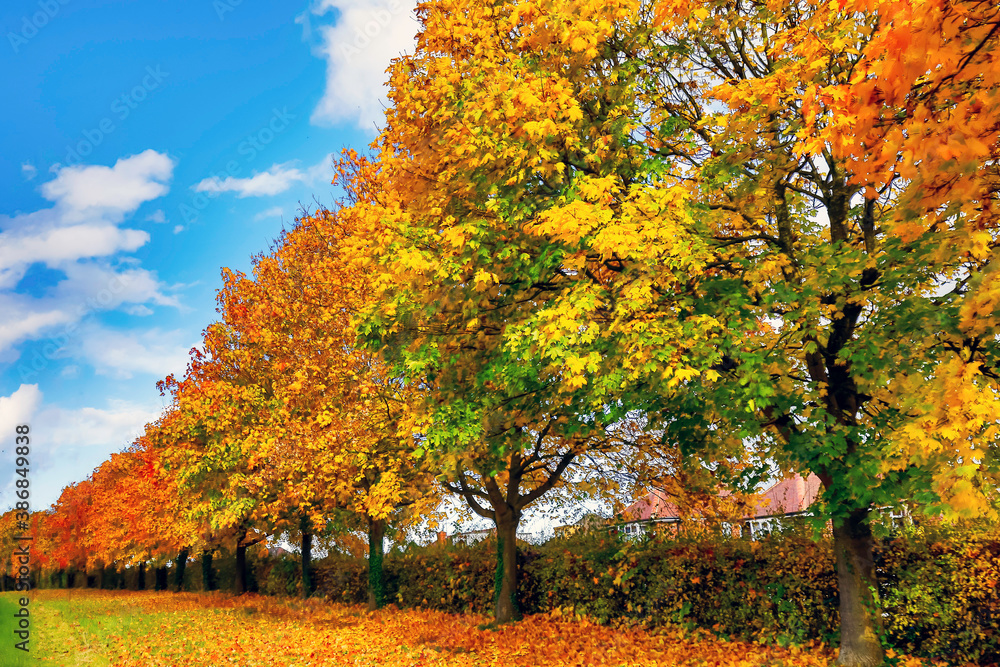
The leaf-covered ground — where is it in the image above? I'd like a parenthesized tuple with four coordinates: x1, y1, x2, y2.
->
(4, 590, 940, 666)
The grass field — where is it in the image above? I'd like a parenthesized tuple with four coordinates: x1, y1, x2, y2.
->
(0, 590, 940, 666)
(0, 593, 33, 667)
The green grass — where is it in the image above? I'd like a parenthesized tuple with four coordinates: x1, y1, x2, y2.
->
(0, 592, 34, 666)
(0, 589, 167, 665)
(0, 590, 229, 665)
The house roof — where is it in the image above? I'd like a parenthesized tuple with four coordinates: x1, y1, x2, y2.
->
(623, 473, 823, 522)
(751, 473, 822, 518)
(623, 489, 681, 521)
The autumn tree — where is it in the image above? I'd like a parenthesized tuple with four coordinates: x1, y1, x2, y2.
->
(357, 0, 999, 660)
(351, 1, 697, 622)
(155, 354, 272, 595)
(639, 2, 1000, 663)
(270, 207, 437, 610)
(0, 510, 28, 591)
(88, 424, 201, 591)
(191, 200, 439, 608)
(41, 479, 98, 588)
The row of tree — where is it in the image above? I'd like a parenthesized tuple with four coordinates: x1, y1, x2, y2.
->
(8, 1, 999, 666)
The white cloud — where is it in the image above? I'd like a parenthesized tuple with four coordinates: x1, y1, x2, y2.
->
(145, 209, 166, 223)
(40, 150, 173, 216)
(53, 262, 181, 310)
(254, 206, 285, 221)
(173, 224, 184, 234)
(1, 150, 175, 282)
(0, 226, 149, 288)
(73, 326, 192, 380)
(192, 153, 336, 200)
(0, 263, 183, 377)
(0, 384, 43, 436)
(306, 152, 336, 185)
(0, 385, 166, 511)
(21, 162, 37, 181)
(0, 297, 75, 353)
(194, 163, 305, 197)
(43, 400, 160, 452)
(304, 0, 419, 130)
(0, 151, 179, 360)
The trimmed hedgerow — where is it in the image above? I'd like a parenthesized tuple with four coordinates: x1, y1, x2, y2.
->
(306, 521, 998, 665)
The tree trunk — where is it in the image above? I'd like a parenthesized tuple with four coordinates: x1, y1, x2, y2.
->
(833, 507, 884, 667)
(137, 562, 146, 591)
(367, 516, 385, 611)
(174, 548, 189, 592)
(493, 507, 521, 623)
(67, 568, 76, 589)
(301, 515, 313, 599)
(97, 565, 105, 590)
(154, 566, 168, 591)
(235, 530, 248, 595)
(201, 549, 217, 591)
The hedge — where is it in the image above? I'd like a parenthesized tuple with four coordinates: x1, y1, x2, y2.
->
(34, 545, 270, 594)
(296, 522, 999, 665)
(37, 522, 998, 664)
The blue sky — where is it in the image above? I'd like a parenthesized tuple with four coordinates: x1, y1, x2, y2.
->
(0, 0, 422, 511)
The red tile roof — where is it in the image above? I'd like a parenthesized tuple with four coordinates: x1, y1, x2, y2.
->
(623, 474, 823, 522)
(750, 473, 822, 518)
(623, 489, 681, 521)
